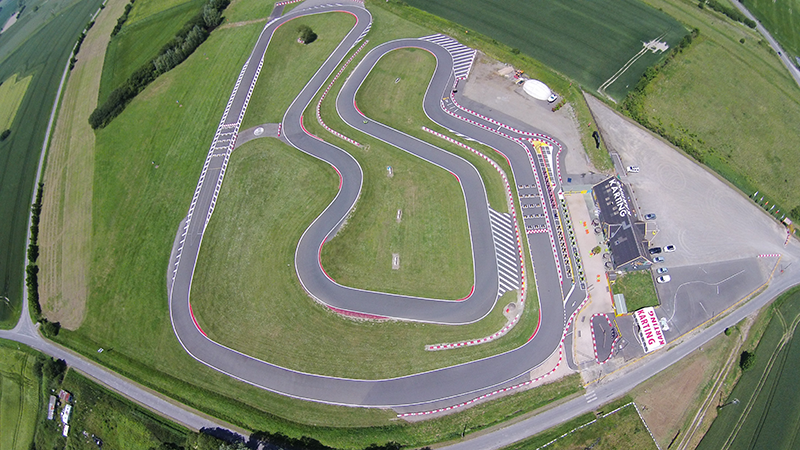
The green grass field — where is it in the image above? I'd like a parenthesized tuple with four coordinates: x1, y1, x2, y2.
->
(639, 0, 800, 219)
(98, 0, 205, 104)
(240, 13, 356, 128)
(697, 287, 800, 450)
(612, 271, 659, 311)
(0, 344, 41, 450)
(0, 0, 104, 328)
(320, 48, 473, 298)
(0, 73, 32, 130)
(743, 0, 800, 58)
(397, 0, 686, 101)
(503, 397, 657, 450)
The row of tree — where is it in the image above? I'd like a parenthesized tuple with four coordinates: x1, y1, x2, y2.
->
(111, 0, 136, 38)
(69, 19, 95, 70)
(699, 0, 756, 29)
(26, 182, 43, 320)
(89, 0, 230, 129)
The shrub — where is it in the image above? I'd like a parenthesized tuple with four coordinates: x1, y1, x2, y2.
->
(297, 24, 317, 44)
(0, 129, 10, 141)
(740, 350, 756, 371)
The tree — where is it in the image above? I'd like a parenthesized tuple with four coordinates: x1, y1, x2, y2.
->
(0, 129, 10, 141)
(740, 350, 756, 371)
(297, 24, 317, 44)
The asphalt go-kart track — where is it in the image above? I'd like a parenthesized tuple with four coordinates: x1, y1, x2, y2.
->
(168, 0, 586, 411)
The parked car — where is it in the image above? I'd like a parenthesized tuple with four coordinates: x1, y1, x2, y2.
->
(657, 267, 669, 274)
(648, 247, 662, 254)
(657, 275, 671, 283)
(653, 256, 665, 263)
(665, 245, 676, 252)
(644, 213, 657, 220)
(548, 93, 559, 103)
(627, 165, 640, 173)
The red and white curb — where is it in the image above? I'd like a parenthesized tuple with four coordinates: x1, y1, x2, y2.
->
(316, 40, 369, 146)
(589, 313, 618, 365)
(275, 0, 303, 6)
(399, 293, 590, 417)
(758, 253, 781, 258)
(426, 313, 521, 351)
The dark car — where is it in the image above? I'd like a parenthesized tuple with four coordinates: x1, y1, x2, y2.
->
(644, 213, 657, 220)
(649, 247, 662, 254)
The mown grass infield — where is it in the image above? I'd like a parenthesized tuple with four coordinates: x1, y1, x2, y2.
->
(0, 343, 40, 450)
(698, 287, 800, 450)
(612, 271, 659, 311)
(321, 48, 474, 299)
(397, 0, 686, 101)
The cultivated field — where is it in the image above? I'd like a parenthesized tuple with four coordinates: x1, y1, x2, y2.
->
(0, 345, 40, 450)
(0, 73, 31, 130)
(697, 287, 800, 450)
(0, 0, 103, 328)
(743, 0, 800, 57)
(640, 0, 800, 219)
(98, 0, 205, 103)
(39, 0, 129, 330)
(611, 271, 658, 311)
(502, 397, 657, 450)
(399, 0, 686, 101)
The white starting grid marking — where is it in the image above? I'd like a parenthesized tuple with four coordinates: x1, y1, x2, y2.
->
(489, 208, 521, 295)
(421, 34, 476, 80)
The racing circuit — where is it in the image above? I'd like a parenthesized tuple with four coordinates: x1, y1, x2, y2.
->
(167, 0, 587, 411)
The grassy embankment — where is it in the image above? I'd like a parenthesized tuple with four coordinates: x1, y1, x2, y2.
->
(742, 0, 800, 58)
(635, 0, 800, 223)
(98, 0, 206, 104)
(45, 0, 581, 446)
(38, 0, 129, 330)
(501, 397, 657, 450)
(611, 271, 659, 311)
(0, 0, 104, 329)
(697, 287, 800, 449)
(0, 342, 40, 450)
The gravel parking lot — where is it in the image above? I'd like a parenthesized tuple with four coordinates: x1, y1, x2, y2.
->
(586, 95, 788, 269)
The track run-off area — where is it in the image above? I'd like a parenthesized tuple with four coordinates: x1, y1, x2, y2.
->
(168, 0, 582, 410)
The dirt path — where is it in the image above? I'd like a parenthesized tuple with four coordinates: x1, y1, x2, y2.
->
(39, 0, 129, 329)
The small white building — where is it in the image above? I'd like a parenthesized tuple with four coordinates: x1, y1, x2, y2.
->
(522, 79, 552, 101)
(62, 424, 70, 437)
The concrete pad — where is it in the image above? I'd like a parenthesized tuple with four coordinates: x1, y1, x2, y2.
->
(585, 95, 788, 268)
(462, 54, 593, 174)
(234, 123, 280, 149)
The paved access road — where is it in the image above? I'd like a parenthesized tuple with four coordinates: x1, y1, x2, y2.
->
(165, 1, 585, 408)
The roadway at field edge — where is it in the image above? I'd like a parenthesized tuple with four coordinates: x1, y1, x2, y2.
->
(166, 2, 582, 408)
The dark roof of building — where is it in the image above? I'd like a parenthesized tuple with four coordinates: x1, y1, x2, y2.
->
(593, 177, 649, 269)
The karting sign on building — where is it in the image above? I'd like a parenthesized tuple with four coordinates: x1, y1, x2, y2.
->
(635, 307, 666, 353)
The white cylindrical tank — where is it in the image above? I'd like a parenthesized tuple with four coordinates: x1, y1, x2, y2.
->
(523, 79, 551, 101)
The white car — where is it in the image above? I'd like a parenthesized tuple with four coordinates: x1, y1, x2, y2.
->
(657, 267, 669, 274)
(664, 245, 676, 252)
(547, 93, 559, 103)
(627, 165, 640, 173)
(657, 275, 671, 284)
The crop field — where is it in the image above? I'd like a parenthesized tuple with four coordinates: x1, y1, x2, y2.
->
(503, 397, 657, 450)
(743, 0, 800, 57)
(399, 0, 686, 101)
(98, 0, 205, 103)
(697, 288, 800, 450)
(640, 0, 800, 220)
(0, 0, 104, 328)
(612, 271, 658, 311)
(0, 345, 40, 450)
(0, 73, 31, 130)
